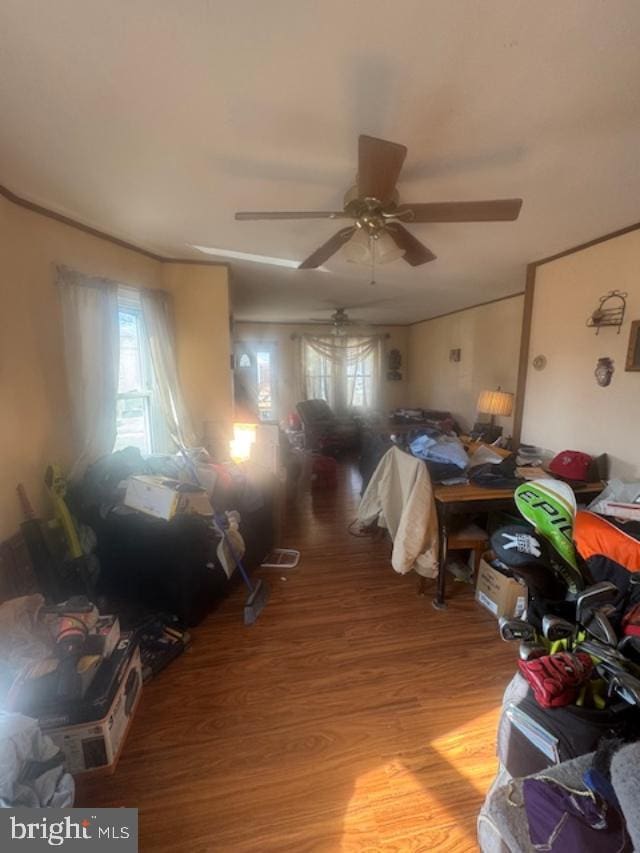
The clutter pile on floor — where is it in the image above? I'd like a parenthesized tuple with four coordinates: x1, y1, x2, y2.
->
(477, 478, 640, 851)
(0, 592, 193, 793)
(2, 443, 277, 804)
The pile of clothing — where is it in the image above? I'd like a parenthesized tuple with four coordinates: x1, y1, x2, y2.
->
(408, 429, 523, 485)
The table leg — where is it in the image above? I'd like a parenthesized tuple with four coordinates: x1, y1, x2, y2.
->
(432, 517, 448, 611)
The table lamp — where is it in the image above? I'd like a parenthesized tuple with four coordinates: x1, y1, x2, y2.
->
(475, 387, 514, 441)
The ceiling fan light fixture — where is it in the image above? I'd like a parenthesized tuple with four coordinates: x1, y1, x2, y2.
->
(343, 229, 405, 265)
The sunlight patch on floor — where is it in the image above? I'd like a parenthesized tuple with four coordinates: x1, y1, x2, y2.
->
(430, 706, 501, 796)
(341, 759, 475, 850)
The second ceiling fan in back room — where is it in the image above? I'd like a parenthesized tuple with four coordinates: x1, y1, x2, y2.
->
(235, 135, 523, 279)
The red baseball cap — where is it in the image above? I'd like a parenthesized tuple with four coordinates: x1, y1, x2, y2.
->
(548, 450, 593, 482)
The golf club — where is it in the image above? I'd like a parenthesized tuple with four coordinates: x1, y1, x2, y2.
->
(596, 664, 640, 707)
(519, 642, 547, 661)
(583, 610, 618, 646)
(498, 616, 537, 643)
(618, 635, 640, 665)
(575, 581, 619, 623)
(577, 639, 640, 678)
(542, 614, 576, 643)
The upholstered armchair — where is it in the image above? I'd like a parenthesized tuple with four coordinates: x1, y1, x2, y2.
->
(295, 399, 360, 452)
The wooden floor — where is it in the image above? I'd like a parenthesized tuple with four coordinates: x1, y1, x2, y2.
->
(78, 461, 516, 852)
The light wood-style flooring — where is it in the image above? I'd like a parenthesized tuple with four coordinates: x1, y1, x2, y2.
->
(78, 461, 516, 851)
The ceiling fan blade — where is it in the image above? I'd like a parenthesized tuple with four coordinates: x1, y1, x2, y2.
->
(298, 227, 356, 269)
(386, 223, 437, 267)
(235, 210, 349, 221)
(358, 135, 407, 204)
(394, 198, 523, 223)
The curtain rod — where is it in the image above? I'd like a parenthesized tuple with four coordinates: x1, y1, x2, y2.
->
(289, 332, 391, 340)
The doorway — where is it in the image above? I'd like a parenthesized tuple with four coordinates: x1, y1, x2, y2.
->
(233, 341, 278, 423)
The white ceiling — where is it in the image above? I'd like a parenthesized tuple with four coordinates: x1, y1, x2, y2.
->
(2, 1, 640, 324)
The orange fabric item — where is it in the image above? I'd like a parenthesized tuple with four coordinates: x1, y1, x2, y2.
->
(574, 511, 640, 572)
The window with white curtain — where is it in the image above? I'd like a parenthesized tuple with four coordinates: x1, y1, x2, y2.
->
(346, 340, 377, 409)
(302, 335, 380, 412)
(114, 290, 169, 454)
(303, 337, 336, 407)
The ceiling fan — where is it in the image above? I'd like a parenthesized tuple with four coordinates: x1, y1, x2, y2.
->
(235, 135, 523, 269)
(308, 308, 359, 330)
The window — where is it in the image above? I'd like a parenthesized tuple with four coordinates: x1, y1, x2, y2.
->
(303, 338, 335, 407)
(302, 336, 379, 412)
(255, 350, 275, 422)
(233, 342, 278, 423)
(346, 341, 376, 409)
(114, 291, 169, 454)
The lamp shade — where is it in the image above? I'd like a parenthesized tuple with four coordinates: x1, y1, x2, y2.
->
(477, 388, 514, 417)
(344, 229, 405, 265)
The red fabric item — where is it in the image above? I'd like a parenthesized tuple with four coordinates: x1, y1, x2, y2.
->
(622, 602, 640, 637)
(311, 454, 338, 489)
(518, 652, 594, 708)
(548, 450, 593, 482)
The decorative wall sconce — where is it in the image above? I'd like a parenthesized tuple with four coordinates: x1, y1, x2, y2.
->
(586, 290, 627, 334)
(594, 357, 615, 387)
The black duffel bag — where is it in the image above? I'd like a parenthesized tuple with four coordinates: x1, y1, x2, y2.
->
(497, 673, 640, 778)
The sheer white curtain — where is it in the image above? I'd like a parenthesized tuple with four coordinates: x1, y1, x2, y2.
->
(344, 335, 381, 410)
(57, 266, 120, 478)
(140, 288, 196, 450)
(301, 336, 336, 408)
(300, 335, 382, 413)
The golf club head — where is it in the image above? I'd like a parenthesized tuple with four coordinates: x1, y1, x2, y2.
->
(618, 635, 640, 665)
(584, 610, 618, 647)
(498, 616, 537, 643)
(599, 668, 640, 708)
(519, 642, 546, 661)
(542, 614, 576, 642)
(576, 581, 619, 623)
(576, 639, 640, 680)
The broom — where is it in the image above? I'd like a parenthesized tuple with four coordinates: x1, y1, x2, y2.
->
(179, 449, 270, 625)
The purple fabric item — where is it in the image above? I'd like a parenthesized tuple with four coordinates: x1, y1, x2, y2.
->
(523, 777, 631, 851)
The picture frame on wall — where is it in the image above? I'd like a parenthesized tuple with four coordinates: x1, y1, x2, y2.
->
(626, 320, 640, 371)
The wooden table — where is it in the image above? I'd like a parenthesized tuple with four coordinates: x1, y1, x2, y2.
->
(431, 480, 605, 611)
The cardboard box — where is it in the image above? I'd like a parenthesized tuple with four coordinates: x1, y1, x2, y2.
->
(124, 475, 211, 520)
(475, 555, 528, 620)
(43, 646, 142, 776)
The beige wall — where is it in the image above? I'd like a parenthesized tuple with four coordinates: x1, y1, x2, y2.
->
(233, 322, 410, 421)
(161, 263, 233, 457)
(0, 196, 231, 540)
(521, 229, 640, 478)
(408, 296, 524, 435)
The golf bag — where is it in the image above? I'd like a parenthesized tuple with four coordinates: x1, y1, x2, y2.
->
(574, 511, 640, 593)
(497, 674, 638, 779)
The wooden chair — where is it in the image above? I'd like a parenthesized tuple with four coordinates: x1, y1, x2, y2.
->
(447, 523, 489, 575)
(417, 523, 489, 596)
